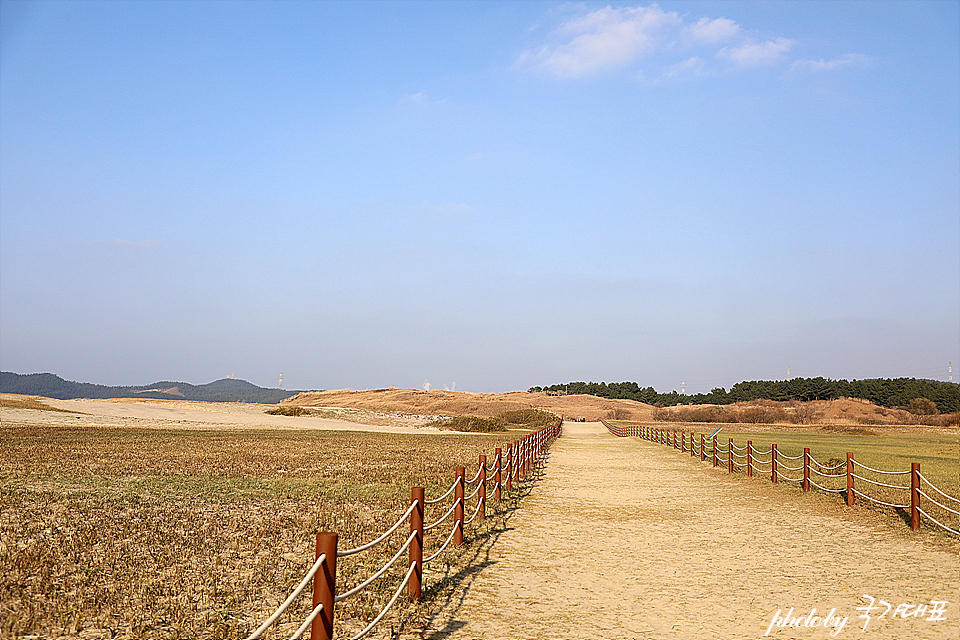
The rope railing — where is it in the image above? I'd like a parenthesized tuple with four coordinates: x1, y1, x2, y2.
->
(808, 454, 846, 471)
(808, 478, 845, 493)
(850, 473, 910, 491)
(852, 488, 910, 509)
(465, 465, 483, 485)
(337, 501, 419, 558)
(424, 498, 460, 532)
(810, 466, 845, 478)
(422, 522, 459, 565)
(334, 531, 417, 603)
(424, 479, 458, 505)
(464, 482, 482, 502)
(246, 421, 562, 640)
(916, 489, 960, 517)
(918, 472, 960, 504)
(852, 460, 911, 475)
(345, 562, 417, 640)
(917, 507, 960, 535)
(244, 553, 327, 640)
(599, 419, 958, 539)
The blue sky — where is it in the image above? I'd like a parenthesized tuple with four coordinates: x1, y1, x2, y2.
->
(1, 0, 958, 394)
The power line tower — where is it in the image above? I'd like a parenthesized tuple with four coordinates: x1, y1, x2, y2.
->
(278, 371, 284, 389)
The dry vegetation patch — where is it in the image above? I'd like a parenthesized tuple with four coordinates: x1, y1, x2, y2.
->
(286, 389, 653, 422)
(0, 424, 519, 639)
(0, 394, 81, 414)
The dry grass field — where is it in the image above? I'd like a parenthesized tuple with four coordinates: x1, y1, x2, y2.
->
(3, 390, 954, 639)
(0, 407, 534, 639)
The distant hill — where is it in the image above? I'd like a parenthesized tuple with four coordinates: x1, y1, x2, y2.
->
(0, 372, 309, 404)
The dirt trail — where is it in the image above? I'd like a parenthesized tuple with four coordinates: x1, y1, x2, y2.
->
(414, 421, 958, 640)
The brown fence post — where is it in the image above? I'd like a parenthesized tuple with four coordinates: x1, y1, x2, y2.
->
(728, 438, 734, 473)
(478, 455, 487, 520)
(700, 434, 705, 461)
(845, 453, 854, 506)
(454, 466, 465, 547)
(802, 448, 811, 491)
(312, 532, 338, 640)
(690, 432, 696, 457)
(409, 487, 424, 601)
(771, 444, 778, 483)
(505, 445, 513, 492)
(911, 463, 920, 530)
(494, 447, 502, 501)
(713, 436, 718, 467)
(747, 441, 753, 477)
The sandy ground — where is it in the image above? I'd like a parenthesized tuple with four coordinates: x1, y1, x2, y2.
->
(0, 396, 445, 434)
(411, 421, 958, 640)
(4, 400, 955, 639)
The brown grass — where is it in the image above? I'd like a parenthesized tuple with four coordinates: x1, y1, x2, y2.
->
(0, 425, 525, 639)
(0, 394, 81, 413)
(285, 388, 653, 422)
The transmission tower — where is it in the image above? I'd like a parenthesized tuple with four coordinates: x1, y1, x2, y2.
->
(279, 371, 284, 389)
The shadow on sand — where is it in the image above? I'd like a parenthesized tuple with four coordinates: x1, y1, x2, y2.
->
(393, 450, 553, 639)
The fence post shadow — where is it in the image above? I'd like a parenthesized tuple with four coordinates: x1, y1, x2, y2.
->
(398, 453, 551, 639)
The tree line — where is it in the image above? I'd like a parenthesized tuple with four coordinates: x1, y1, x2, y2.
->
(531, 377, 959, 414)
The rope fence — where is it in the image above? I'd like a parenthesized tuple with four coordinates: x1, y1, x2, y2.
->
(599, 419, 959, 538)
(247, 421, 562, 640)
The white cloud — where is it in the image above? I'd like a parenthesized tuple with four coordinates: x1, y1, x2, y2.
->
(517, 4, 854, 81)
(515, 4, 682, 78)
(718, 37, 796, 67)
(662, 56, 706, 79)
(684, 16, 740, 44)
(400, 91, 446, 107)
(791, 53, 868, 73)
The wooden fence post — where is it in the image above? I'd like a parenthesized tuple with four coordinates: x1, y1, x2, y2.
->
(409, 488, 423, 601)
(911, 463, 920, 530)
(454, 466, 465, 547)
(505, 445, 513, 492)
(713, 436, 718, 467)
(312, 532, 338, 640)
(747, 441, 753, 477)
(478, 455, 487, 520)
(700, 434, 705, 462)
(690, 432, 696, 457)
(728, 438, 734, 473)
(845, 453, 854, 506)
(494, 447, 502, 501)
(771, 444, 778, 483)
(803, 448, 811, 491)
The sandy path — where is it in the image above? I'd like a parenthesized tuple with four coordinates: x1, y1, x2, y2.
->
(415, 421, 958, 640)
